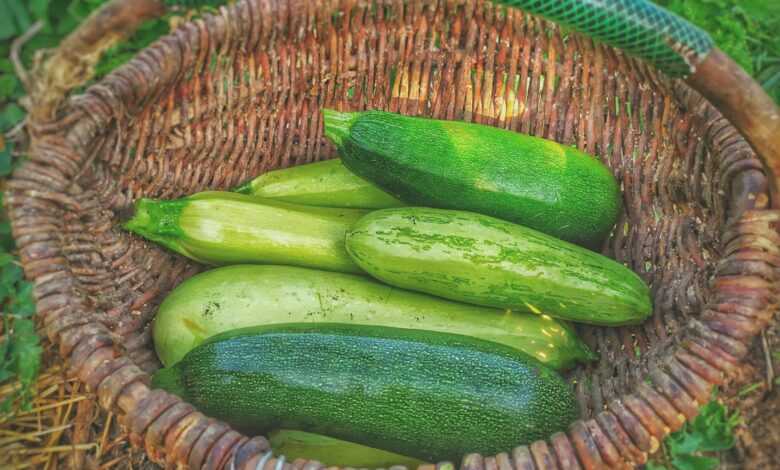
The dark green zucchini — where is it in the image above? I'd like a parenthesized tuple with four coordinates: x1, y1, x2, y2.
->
(153, 323, 578, 462)
(324, 109, 621, 248)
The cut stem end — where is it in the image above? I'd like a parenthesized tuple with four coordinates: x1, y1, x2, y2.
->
(322, 109, 358, 148)
(123, 198, 187, 245)
(151, 365, 186, 398)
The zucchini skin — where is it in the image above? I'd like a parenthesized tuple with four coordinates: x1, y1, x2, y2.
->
(153, 265, 594, 369)
(235, 159, 403, 209)
(123, 191, 365, 273)
(153, 323, 579, 462)
(268, 429, 426, 467)
(345, 208, 652, 326)
(324, 109, 621, 248)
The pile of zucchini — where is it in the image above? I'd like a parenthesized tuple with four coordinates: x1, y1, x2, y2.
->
(127, 110, 653, 464)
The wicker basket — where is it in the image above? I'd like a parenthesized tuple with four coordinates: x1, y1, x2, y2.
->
(8, 0, 780, 468)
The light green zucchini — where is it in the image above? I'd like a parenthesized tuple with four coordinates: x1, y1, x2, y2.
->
(152, 265, 594, 369)
(346, 207, 652, 326)
(235, 158, 403, 209)
(123, 191, 365, 273)
(268, 429, 426, 467)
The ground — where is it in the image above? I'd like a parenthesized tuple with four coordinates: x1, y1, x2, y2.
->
(721, 321, 780, 468)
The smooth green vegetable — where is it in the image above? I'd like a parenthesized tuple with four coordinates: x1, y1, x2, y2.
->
(235, 159, 403, 209)
(153, 265, 593, 368)
(324, 109, 621, 248)
(153, 323, 579, 462)
(123, 191, 365, 273)
(346, 208, 652, 326)
(268, 429, 426, 467)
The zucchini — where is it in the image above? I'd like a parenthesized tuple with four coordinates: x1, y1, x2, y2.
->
(324, 109, 621, 248)
(123, 191, 365, 273)
(152, 323, 579, 462)
(235, 159, 403, 209)
(345, 208, 652, 326)
(153, 265, 594, 369)
(268, 429, 426, 467)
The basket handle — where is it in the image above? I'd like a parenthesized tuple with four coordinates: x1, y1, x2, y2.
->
(22, 0, 165, 123)
(495, 0, 780, 206)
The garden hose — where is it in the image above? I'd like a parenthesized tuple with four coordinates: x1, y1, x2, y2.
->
(494, 0, 714, 77)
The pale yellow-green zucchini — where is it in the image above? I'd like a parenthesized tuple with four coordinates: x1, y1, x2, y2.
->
(269, 429, 426, 467)
(153, 264, 595, 369)
(234, 158, 403, 209)
(123, 191, 365, 273)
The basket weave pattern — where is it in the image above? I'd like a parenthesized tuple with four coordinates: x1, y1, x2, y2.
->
(7, 0, 779, 468)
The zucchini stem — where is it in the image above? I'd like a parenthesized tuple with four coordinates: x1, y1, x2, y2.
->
(322, 109, 358, 148)
(151, 365, 187, 398)
(123, 198, 187, 246)
(232, 180, 254, 194)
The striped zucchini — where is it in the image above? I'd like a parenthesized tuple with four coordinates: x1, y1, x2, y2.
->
(346, 208, 652, 326)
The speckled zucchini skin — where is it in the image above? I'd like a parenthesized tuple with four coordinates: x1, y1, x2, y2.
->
(153, 265, 594, 369)
(324, 109, 622, 248)
(346, 208, 652, 326)
(152, 323, 579, 462)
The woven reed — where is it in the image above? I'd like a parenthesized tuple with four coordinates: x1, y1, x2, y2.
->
(7, 0, 779, 468)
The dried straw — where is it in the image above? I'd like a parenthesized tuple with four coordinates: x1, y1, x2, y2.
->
(0, 342, 150, 470)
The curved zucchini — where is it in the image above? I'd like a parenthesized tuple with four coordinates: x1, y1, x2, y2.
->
(123, 191, 365, 273)
(235, 159, 403, 209)
(152, 323, 579, 462)
(345, 208, 652, 326)
(153, 265, 594, 369)
(268, 429, 426, 467)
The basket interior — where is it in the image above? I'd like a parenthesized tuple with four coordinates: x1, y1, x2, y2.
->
(41, 0, 766, 427)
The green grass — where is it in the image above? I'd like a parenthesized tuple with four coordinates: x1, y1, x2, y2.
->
(0, 192, 39, 413)
(0, 0, 222, 416)
(654, 0, 780, 103)
(646, 394, 740, 470)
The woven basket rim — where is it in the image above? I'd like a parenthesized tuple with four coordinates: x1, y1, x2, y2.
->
(8, 0, 780, 468)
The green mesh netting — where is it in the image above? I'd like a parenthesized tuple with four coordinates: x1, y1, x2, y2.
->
(495, 0, 714, 77)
